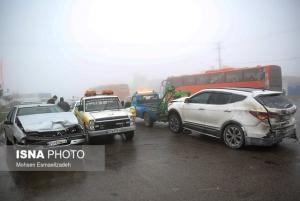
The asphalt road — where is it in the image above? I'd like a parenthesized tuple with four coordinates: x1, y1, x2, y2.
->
(0, 98, 300, 201)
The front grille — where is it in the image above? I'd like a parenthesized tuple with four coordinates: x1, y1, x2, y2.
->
(95, 116, 129, 122)
(25, 125, 83, 139)
(95, 119, 130, 131)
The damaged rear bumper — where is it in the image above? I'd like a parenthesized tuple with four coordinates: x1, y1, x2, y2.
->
(245, 127, 297, 146)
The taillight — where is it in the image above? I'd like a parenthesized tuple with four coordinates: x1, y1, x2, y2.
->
(249, 111, 269, 121)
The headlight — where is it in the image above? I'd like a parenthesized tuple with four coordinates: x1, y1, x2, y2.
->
(20, 138, 27, 145)
(88, 120, 95, 130)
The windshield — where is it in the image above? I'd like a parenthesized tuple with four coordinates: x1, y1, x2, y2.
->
(137, 94, 159, 104)
(85, 97, 121, 112)
(256, 94, 294, 109)
(17, 105, 64, 116)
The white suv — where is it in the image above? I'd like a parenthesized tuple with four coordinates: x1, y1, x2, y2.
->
(168, 88, 297, 149)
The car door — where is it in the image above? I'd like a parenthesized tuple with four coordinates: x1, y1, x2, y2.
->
(182, 92, 211, 127)
(75, 99, 85, 125)
(204, 92, 233, 130)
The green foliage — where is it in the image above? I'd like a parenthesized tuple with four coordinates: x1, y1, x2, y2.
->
(159, 84, 190, 117)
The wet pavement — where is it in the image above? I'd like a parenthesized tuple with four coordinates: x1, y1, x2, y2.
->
(1, 99, 300, 201)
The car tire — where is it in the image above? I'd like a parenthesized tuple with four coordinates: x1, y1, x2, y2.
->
(4, 131, 13, 145)
(223, 124, 245, 149)
(124, 131, 134, 141)
(144, 113, 153, 127)
(168, 113, 183, 133)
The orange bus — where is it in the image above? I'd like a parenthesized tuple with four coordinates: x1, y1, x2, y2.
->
(165, 65, 282, 94)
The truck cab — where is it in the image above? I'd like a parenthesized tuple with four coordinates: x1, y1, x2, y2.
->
(131, 91, 161, 127)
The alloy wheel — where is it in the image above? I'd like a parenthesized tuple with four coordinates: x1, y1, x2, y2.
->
(224, 125, 244, 148)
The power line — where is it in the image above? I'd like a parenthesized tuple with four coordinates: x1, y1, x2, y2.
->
(224, 56, 300, 65)
(215, 42, 223, 69)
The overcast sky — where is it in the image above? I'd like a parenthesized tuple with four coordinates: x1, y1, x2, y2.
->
(0, 0, 300, 98)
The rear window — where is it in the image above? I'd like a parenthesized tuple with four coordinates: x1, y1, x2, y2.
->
(17, 105, 63, 116)
(255, 94, 293, 109)
(137, 94, 159, 104)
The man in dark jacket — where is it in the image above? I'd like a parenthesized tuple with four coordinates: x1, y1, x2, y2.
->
(57, 97, 70, 112)
(47, 95, 57, 104)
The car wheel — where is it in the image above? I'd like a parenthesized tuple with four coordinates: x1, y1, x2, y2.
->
(4, 131, 13, 145)
(144, 113, 153, 127)
(223, 124, 245, 149)
(168, 113, 183, 133)
(124, 131, 134, 141)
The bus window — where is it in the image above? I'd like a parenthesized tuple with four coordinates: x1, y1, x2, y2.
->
(243, 68, 265, 81)
(168, 78, 182, 87)
(210, 73, 225, 84)
(183, 75, 196, 86)
(196, 75, 211, 84)
(226, 71, 243, 82)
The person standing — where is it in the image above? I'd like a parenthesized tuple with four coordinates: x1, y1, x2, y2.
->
(47, 95, 57, 104)
(57, 97, 70, 112)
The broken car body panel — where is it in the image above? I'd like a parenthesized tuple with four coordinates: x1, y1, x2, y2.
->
(18, 112, 79, 132)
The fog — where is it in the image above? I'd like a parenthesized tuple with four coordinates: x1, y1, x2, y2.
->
(0, 0, 300, 98)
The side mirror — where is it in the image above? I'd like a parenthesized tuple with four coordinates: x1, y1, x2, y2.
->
(77, 105, 83, 111)
(184, 98, 190, 103)
(4, 120, 13, 125)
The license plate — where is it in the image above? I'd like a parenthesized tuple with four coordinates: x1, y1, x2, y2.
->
(108, 129, 119, 134)
(47, 139, 67, 146)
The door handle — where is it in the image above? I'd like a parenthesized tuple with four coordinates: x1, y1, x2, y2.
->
(224, 110, 231, 113)
(198, 108, 205, 110)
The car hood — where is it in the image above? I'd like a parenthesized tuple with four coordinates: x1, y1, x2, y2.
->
(172, 97, 188, 102)
(89, 109, 130, 120)
(18, 112, 79, 132)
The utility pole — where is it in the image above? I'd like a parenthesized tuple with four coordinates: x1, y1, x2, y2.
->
(217, 42, 222, 69)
